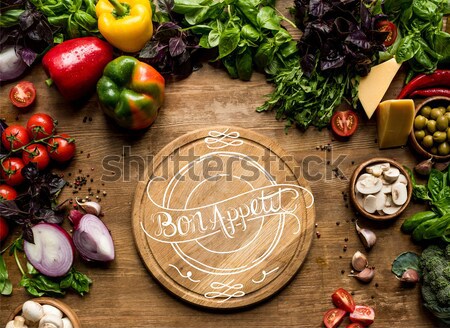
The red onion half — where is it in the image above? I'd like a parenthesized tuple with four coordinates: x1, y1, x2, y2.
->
(72, 214, 115, 262)
(0, 46, 28, 82)
(24, 223, 74, 277)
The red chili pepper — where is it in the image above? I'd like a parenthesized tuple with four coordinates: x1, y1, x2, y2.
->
(42, 37, 113, 101)
(409, 88, 450, 98)
(397, 70, 450, 99)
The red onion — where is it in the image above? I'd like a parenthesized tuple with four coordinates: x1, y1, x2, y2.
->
(0, 46, 28, 82)
(24, 223, 74, 277)
(71, 213, 115, 262)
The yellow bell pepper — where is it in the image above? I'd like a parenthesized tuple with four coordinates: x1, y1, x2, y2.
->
(96, 0, 153, 53)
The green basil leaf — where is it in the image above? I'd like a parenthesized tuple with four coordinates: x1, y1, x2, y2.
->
(428, 169, 445, 202)
(173, 0, 211, 14)
(274, 29, 292, 46)
(395, 35, 420, 63)
(67, 15, 80, 38)
(199, 34, 211, 48)
(280, 41, 298, 58)
(83, 0, 97, 17)
(70, 269, 92, 295)
(1, 280, 13, 296)
(254, 41, 274, 70)
(412, 0, 438, 20)
(222, 56, 239, 79)
(48, 15, 70, 27)
(218, 25, 240, 58)
(208, 29, 220, 48)
(241, 24, 260, 42)
(256, 6, 281, 30)
(73, 11, 98, 32)
(236, 48, 253, 81)
(60, 273, 74, 289)
(0, 9, 24, 28)
(185, 1, 224, 25)
(235, 0, 260, 26)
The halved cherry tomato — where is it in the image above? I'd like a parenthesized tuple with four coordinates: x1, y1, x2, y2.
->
(350, 305, 375, 326)
(27, 113, 56, 139)
(376, 20, 398, 47)
(0, 184, 18, 201)
(332, 288, 356, 313)
(9, 81, 36, 108)
(323, 308, 347, 328)
(346, 324, 365, 328)
(0, 217, 8, 242)
(331, 110, 358, 138)
(1, 157, 25, 186)
(1, 125, 31, 151)
(23, 144, 50, 171)
(47, 134, 76, 162)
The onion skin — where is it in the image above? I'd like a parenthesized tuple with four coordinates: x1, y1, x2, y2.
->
(0, 46, 28, 82)
(24, 223, 74, 277)
(72, 214, 115, 262)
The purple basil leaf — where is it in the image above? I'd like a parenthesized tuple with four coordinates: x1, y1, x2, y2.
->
(23, 225, 34, 244)
(346, 30, 371, 50)
(300, 53, 316, 76)
(22, 163, 39, 183)
(37, 209, 63, 224)
(18, 47, 37, 66)
(157, 0, 174, 14)
(19, 9, 35, 30)
(169, 36, 186, 57)
(140, 41, 162, 59)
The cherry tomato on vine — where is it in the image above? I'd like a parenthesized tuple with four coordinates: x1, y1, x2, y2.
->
(323, 308, 346, 328)
(1, 125, 31, 151)
(331, 110, 358, 138)
(23, 144, 50, 171)
(0, 184, 18, 201)
(1, 157, 25, 186)
(0, 217, 8, 242)
(27, 113, 56, 139)
(376, 20, 398, 47)
(350, 306, 375, 326)
(9, 81, 36, 108)
(332, 288, 356, 313)
(47, 133, 76, 162)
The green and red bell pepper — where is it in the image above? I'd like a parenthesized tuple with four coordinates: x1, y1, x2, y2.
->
(96, 56, 165, 130)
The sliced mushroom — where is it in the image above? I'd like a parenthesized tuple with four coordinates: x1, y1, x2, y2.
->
(382, 184, 392, 194)
(392, 183, 408, 205)
(363, 195, 377, 213)
(396, 174, 408, 185)
(356, 175, 383, 194)
(355, 191, 365, 207)
(366, 165, 383, 177)
(358, 173, 374, 181)
(375, 191, 386, 211)
(379, 163, 390, 171)
(383, 167, 400, 183)
(382, 204, 402, 215)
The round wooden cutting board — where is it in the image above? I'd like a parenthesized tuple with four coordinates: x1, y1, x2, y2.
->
(132, 126, 315, 309)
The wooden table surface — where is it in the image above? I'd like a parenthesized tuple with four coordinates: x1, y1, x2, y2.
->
(0, 6, 444, 327)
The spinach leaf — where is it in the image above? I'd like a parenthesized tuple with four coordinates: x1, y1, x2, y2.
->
(428, 169, 445, 202)
(218, 24, 240, 58)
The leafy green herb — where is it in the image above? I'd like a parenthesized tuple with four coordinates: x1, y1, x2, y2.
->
(0, 253, 13, 296)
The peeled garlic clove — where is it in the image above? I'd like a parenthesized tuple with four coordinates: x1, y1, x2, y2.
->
(352, 251, 368, 271)
(42, 305, 63, 319)
(76, 199, 101, 216)
(355, 220, 377, 249)
(62, 318, 73, 328)
(349, 266, 375, 283)
(400, 268, 419, 284)
(22, 300, 44, 323)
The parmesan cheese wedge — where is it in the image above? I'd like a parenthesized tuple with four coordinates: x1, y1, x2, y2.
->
(358, 58, 402, 119)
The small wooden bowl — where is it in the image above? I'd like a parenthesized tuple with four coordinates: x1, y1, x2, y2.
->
(349, 158, 412, 220)
(409, 96, 450, 162)
(8, 297, 81, 328)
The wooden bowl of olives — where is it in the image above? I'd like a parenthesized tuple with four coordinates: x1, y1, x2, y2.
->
(409, 96, 450, 161)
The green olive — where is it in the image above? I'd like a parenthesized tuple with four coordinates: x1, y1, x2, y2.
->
(436, 116, 449, 131)
(438, 106, 446, 115)
(415, 130, 426, 141)
(444, 112, 450, 121)
(438, 142, 450, 156)
(421, 106, 432, 118)
(427, 120, 437, 133)
(433, 131, 447, 143)
(430, 108, 443, 120)
(414, 115, 428, 130)
(447, 128, 450, 140)
(430, 147, 438, 155)
(447, 105, 450, 112)
(422, 135, 434, 148)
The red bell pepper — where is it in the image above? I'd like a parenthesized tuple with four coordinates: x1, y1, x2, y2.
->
(42, 37, 113, 101)
(397, 70, 450, 99)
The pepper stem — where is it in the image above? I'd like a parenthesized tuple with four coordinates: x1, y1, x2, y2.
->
(45, 78, 53, 87)
(108, 0, 128, 17)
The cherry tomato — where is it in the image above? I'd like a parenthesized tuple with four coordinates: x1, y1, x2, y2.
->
(376, 20, 398, 47)
(350, 305, 375, 326)
(22, 144, 50, 171)
(346, 324, 365, 328)
(1, 157, 25, 186)
(0, 217, 8, 242)
(323, 308, 347, 328)
(9, 81, 36, 108)
(331, 110, 358, 138)
(27, 113, 56, 139)
(332, 288, 356, 313)
(0, 184, 18, 201)
(47, 134, 76, 162)
(1, 125, 31, 151)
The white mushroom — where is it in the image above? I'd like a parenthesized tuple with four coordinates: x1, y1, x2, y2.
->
(379, 163, 391, 171)
(358, 173, 374, 181)
(396, 174, 408, 185)
(356, 175, 383, 194)
(381, 184, 392, 194)
(8, 316, 27, 328)
(392, 183, 408, 206)
(355, 191, 365, 207)
(382, 204, 401, 215)
(363, 195, 377, 213)
(38, 314, 63, 328)
(61, 318, 73, 328)
(42, 305, 63, 320)
(22, 301, 44, 323)
(383, 167, 400, 183)
(374, 191, 386, 211)
(5, 321, 15, 328)
(366, 164, 383, 177)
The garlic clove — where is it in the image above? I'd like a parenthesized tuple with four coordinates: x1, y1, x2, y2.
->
(22, 301, 44, 323)
(400, 268, 420, 284)
(351, 251, 368, 271)
(349, 266, 375, 283)
(355, 220, 377, 249)
(42, 305, 63, 319)
(61, 318, 73, 328)
(76, 199, 101, 216)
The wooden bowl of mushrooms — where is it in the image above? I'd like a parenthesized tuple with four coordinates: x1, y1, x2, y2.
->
(350, 158, 412, 220)
(6, 297, 81, 328)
